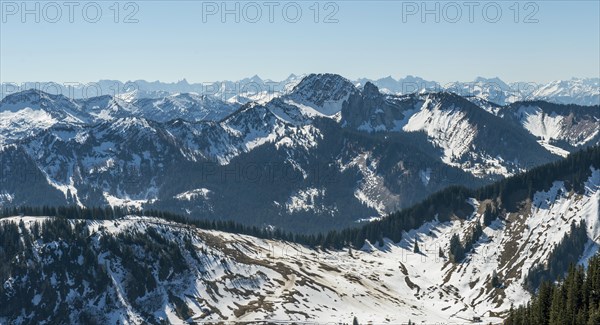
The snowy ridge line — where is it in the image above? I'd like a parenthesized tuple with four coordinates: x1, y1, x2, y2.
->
(2, 76, 598, 106)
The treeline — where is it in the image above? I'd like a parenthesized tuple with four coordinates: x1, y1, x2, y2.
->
(0, 206, 132, 220)
(525, 220, 588, 291)
(504, 254, 600, 325)
(0, 206, 305, 246)
(1, 146, 598, 252)
(475, 145, 600, 211)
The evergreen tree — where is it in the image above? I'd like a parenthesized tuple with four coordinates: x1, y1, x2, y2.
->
(483, 202, 495, 226)
(449, 234, 464, 263)
(491, 270, 501, 288)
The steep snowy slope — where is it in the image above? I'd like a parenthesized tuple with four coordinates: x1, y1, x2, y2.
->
(19, 118, 188, 208)
(498, 101, 600, 156)
(0, 145, 66, 206)
(77, 95, 135, 122)
(394, 92, 557, 177)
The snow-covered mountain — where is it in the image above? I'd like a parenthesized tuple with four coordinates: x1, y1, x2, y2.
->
(0, 90, 89, 145)
(0, 89, 240, 144)
(0, 75, 302, 103)
(283, 73, 358, 118)
(341, 83, 558, 176)
(528, 78, 600, 106)
(444, 77, 518, 105)
(400, 92, 548, 176)
(129, 93, 239, 122)
(1, 148, 598, 324)
(114, 89, 172, 103)
(354, 76, 599, 106)
(498, 101, 600, 156)
(0, 74, 598, 233)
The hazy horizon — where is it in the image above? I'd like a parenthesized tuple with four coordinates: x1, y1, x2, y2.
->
(2, 1, 598, 84)
(2, 74, 599, 86)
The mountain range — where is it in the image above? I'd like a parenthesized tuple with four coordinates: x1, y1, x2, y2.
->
(0, 73, 598, 233)
(2, 75, 598, 106)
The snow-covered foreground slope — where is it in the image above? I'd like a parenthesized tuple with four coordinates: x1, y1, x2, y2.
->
(1, 169, 598, 324)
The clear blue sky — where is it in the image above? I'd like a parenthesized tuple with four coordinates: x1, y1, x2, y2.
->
(1, 0, 598, 83)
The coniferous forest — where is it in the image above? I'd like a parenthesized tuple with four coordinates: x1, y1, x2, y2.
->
(525, 220, 589, 291)
(505, 254, 600, 325)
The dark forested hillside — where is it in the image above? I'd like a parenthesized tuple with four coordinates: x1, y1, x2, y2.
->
(2, 146, 598, 252)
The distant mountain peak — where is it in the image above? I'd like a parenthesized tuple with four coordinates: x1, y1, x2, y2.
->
(362, 81, 380, 97)
(290, 73, 355, 97)
(0, 89, 79, 114)
(473, 76, 510, 89)
(2, 88, 53, 102)
(379, 75, 396, 82)
(297, 73, 351, 84)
